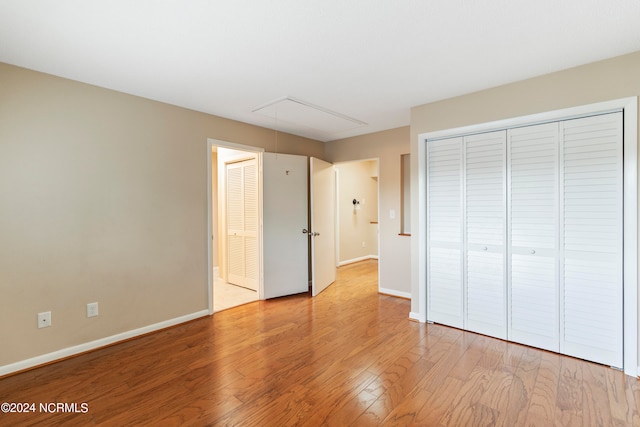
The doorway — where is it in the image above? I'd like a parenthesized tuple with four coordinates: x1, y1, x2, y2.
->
(207, 139, 339, 313)
(209, 141, 262, 313)
(334, 159, 380, 275)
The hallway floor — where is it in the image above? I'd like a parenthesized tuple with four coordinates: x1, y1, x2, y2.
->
(213, 277, 258, 312)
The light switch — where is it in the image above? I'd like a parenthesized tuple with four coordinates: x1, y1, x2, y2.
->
(390, 209, 395, 219)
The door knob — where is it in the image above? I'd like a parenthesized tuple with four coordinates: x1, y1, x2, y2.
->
(302, 229, 309, 234)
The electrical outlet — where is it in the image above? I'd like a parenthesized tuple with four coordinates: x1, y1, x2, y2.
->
(87, 302, 99, 318)
(38, 311, 51, 328)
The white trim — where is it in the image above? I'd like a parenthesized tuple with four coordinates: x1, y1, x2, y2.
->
(416, 96, 638, 376)
(338, 255, 378, 266)
(0, 310, 210, 377)
(423, 99, 628, 141)
(207, 138, 265, 154)
(376, 159, 381, 292)
(379, 288, 411, 299)
(413, 129, 428, 323)
(335, 167, 341, 266)
(409, 312, 421, 321)
(207, 141, 213, 315)
(622, 98, 638, 377)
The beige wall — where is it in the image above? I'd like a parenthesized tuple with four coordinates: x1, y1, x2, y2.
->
(410, 51, 640, 347)
(325, 127, 411, 297)
(0, 62, 323, 368)
(335, 160, 378, 264)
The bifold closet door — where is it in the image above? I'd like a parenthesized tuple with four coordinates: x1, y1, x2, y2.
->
(561, 112, 623, 368)
(464, 131, 507, 339)
(427, 137, 463, 328)
(427, 112, 624, 368)
(508, 123, 559, 352)
(427, 131, 507, 336)
(226, 159, 258, 291)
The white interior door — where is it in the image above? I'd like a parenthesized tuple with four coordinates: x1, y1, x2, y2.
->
(263, 153, 309, 298)
(310, 157, 336, 296)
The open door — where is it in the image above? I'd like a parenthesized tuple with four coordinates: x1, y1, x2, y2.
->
(310, 157, 336, 296)
(263, 153, 309, 298)
(262, 154, 336, 298)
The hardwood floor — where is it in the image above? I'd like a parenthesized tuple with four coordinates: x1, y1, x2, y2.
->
(1, 259, 639, 426)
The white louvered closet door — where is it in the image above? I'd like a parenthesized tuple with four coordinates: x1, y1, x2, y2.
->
(560, 112, 623, 368)
(464, 131, 507, 339)
(508, 123, 559, 352)
(226, 159, 259, 291)
(427, 137, 463, 328)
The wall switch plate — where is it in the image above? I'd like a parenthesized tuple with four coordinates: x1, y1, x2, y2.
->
(87, 302, 99, 318)
(390, 209, 396, 219)
(38, 311, 51, 328)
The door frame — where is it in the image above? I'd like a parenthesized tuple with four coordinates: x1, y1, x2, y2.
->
(207, 138, 264, 315)
(415, 96, 638, 376)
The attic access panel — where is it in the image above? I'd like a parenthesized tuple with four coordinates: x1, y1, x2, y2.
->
(252, 96, 366, 141)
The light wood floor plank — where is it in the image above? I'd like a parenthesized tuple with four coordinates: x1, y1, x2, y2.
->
(555, 355, 584, 426)
(523, 351, 561, 426)
(606, 367, 640, 425)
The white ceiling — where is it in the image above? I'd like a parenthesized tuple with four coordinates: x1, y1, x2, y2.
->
(1, 1, 639, 142)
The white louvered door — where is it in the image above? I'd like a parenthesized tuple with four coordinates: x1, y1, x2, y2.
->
(508, 123, 559, 352)
(560, 112, 623, 368)
(426, 112, 624, 368)
(464, 131, 507, 339)
(226, 159, 258, 291)
(427, 137, 463, 328)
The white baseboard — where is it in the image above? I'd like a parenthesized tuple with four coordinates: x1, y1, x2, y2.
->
(409, 312, 425, 322)
(378, 287, 411, 299)
(338, 255, 378, 266)
(0, 309, 210, 377)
